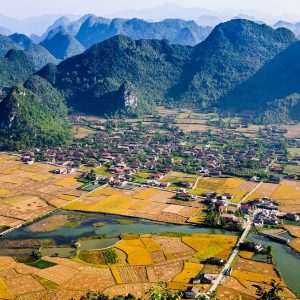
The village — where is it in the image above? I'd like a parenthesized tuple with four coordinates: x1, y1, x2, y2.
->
(18, 114, 300, 230)
(0, 111, 299, 300)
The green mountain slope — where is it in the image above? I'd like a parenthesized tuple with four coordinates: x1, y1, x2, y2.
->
(38, 35, 192, 114)
(10, 33, 58, 69)
(219, 41, 300, 123)
(175, 19, 297, 108)
(0, 49, 36, 91)
(0, 75, 72, 150)
(0, 34, 22, 57)
(38, 19, 296, 115)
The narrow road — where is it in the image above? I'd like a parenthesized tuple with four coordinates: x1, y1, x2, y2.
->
(192, 175, 203, 190)
(208, 180, 263, 294)
(240, 181, 263, 203)
(209, 220, 253, 293)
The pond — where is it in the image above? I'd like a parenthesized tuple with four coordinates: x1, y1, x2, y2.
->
(0, 212, 239, 247)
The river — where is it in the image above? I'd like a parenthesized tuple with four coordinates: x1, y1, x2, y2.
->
(0, 212, 299, 295)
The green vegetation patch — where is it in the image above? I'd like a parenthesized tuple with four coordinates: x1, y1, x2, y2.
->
(120, 233, 140, 240)
(92, 222, 106, 227)
(115, 219, 137, 225)
(160, 232, 189, 238)
(27, 259, 57, 269)
(32, 274, 59, 289)
(77, 249, 118, 265)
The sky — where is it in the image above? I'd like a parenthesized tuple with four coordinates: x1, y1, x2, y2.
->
(2, 0, 300, 20)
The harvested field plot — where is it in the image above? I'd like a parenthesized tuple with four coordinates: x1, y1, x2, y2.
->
(65, 186, 199, 224)
(195, 177, 252, 202)
(283, 225, 300, 238)
(220, 253, 298, 300)
(289, 238, 300, 253)
(0, 154, 83, 228)
(172, 262, 203, 283)
(153, 236, 195, 258)
(182, 234, 237, 261)
(269, 180, 300, 213)
(116, 239, 152, 265)
(0, 233, 241, 298)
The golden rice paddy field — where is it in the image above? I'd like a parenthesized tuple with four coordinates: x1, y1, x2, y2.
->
(62, 186, 202, 224)
(193, 177, 258, 203)
(0, 154, 83, 229)
(218, 253, 298, 300)
(0, 233, 238, 299)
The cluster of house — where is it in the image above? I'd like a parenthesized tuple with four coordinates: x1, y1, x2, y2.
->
(18, 119, 293, 182)
(184, 257, 230, 298)
(204, 191, 248, 228)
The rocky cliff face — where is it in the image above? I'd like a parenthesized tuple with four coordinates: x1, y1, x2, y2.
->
(118, 81, 138, 110)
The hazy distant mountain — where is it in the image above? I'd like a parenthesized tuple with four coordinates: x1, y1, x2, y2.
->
(273, 20, 300, 38)
(38, 19, 296, 116)
(111, 3, 215, 21)
(0, 14, 79, 36)
(76, 17, 212, 48)
(0, 26, 12, 36)
(40, 29, 85, 60)
(36, 16, 72, 43)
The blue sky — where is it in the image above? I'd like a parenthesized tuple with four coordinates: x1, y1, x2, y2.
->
(2, 0, 300, 19)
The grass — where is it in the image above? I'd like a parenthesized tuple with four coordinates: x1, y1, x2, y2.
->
(284, 165, 300, 175)
(77, 249, 119, 265)
(115, 219, 137, 225)
(160, 232, 189, 238)
(120, 233, 140, 240)
(94, 166, 113, 176)
(172, 262, 204, 283)
(92, 222, 106, 227)
(116, 239, 152, 265)
(64, 214, 91, 228)
(27, 259, 56, 269)
(32, 274, 58, 290)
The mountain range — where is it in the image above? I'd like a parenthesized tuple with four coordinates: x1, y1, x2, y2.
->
(37, 19, 296, 114)
(1, 18, 300, 149)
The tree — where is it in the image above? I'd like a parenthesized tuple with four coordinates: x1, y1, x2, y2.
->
(197, 291, 219, 300)
(148, 282, 183, 300)
(254, 280, 285, 300)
